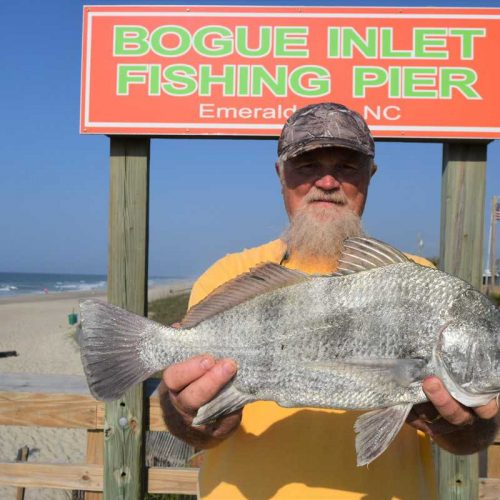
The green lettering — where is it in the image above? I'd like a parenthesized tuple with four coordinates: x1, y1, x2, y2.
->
(193, 26, 233, 57)
(116, 65, 148, 95)
(149, 64, 161, 95)
(236, 26, 272, 57)
(441, 68, 480, 99)
(275, 27, 309, 57)
(199, 65, 235, 96)
(389, 66, 401, 98)
(380, 28, 412, 58)
(162, 64, 197, 96)
(403, 67, 438, 98)
(414, 28, 448, 59)
(449, 29, 486, 59)
(289, 66, 330, 97)
(327, 28, 340, 58)
(114, 26, 149, 56)
(251, 66, 287, 96)
(342, 28, 377, 58)
(150, 26, 191, 57)
(353, 66, 388, 97)
(237, 65, 251, 96)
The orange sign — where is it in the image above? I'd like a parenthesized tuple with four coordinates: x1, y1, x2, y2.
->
(81, 5, 500, 139)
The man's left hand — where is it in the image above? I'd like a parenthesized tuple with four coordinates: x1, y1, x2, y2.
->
(407, 376, 499, 454)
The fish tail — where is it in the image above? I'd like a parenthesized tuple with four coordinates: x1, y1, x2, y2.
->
(79, 299, 168, 402)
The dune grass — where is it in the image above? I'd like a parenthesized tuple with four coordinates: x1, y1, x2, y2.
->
(148, 292, 190, 326)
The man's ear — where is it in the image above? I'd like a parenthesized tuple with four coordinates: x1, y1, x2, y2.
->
(370, 161, 378, 177)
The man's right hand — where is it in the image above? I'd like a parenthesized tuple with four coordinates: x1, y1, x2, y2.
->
(159, 355, 242, 449)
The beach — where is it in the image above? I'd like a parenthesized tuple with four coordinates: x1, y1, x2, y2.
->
(0, 281, 192, 499)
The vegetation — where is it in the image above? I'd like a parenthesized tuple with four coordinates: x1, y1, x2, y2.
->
(148, 292, 190, 326)
(488, 292, 500, 306)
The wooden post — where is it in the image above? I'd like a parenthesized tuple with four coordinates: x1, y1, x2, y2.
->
(438, 141, 488, 500)
(105, 137, 150, 499)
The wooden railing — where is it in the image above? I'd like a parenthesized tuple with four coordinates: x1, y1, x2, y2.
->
(0, 373, 198, 496)
(1, 373, 500, 498)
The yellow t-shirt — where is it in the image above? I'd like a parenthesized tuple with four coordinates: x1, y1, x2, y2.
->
(189, 239, 438, 500)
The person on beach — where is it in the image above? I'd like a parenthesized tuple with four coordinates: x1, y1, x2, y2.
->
(159, 102, 499, 499)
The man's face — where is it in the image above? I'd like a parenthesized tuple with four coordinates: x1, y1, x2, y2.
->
(277, 147, 374, 220)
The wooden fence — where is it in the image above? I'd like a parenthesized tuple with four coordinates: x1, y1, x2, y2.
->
(1, 373, 500, 498)
(0, 373, 198, 497)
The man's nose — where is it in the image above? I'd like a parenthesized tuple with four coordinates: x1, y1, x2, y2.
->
(314, 171, 341, 190)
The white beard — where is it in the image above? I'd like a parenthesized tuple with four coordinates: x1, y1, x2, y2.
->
(281, 188, 364, 261)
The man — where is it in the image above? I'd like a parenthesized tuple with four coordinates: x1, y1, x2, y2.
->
(159, 103, 498, 499)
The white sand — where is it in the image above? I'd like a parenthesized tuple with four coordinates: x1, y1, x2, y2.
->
(0, 282, 192, 499)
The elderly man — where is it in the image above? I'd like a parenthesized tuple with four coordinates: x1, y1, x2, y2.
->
(159, 103, 498, 499)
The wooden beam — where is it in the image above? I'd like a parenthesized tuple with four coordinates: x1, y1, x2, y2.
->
(0, 463, 198, 495)
(0, 391, 101, 429)
(0, 391, 167, 431)
(479, 478, 500, 500)
(438, 142, 488, 500)
(106, 136, 150, 499)
(148, 467, 198, 494)
(0, 463, 103, 491)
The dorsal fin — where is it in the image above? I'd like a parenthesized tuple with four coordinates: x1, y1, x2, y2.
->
(333, 237, 410, 276)
(181, 263, 308, 328)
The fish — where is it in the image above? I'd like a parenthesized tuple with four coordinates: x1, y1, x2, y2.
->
(79, 237, 500, 466)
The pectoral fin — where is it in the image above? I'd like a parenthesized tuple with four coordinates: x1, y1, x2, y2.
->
(305, 358, 426, 387)
(354, 403, 413, 466)
(193, 383, 256, 426)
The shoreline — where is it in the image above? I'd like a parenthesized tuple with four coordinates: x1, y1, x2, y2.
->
(0, 279, 193, 305)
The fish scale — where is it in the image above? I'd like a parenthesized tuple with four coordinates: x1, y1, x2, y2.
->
(79, 237, 500, 466)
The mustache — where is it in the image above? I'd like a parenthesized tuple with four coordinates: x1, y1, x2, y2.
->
(303, 189, 348, 205)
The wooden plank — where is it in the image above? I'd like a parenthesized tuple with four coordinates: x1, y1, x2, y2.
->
(106, 136, 150, 500)
(149, 396, 168, 431)
(0, 391, 99, 429)
(148, 467, 198, 495)
(437, 142, 488, 500)
(85, 431, 104, 500)
(0, 463, 198, 495)
(0, 391, 166, 431)
(487, 444, 500, 479)
(0, 463, 103, 491)
(479, 478, 500, 499)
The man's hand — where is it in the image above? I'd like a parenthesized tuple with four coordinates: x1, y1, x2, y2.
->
(407, 376, 498, 454)
(159, 355, 242, 449)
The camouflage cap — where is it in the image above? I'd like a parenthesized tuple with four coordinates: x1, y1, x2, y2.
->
(278, 102, 375, 161)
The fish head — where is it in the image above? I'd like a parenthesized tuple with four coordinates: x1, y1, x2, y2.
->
(439, 288, 500, 396)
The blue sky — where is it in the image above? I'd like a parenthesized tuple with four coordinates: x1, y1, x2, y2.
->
(1, 0, 499, 278)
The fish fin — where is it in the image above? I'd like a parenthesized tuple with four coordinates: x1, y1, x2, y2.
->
(181, 263, 308, 328)
(304, 358, 426, 387)
(192, 383, 256, 426)
(79, 300, 163, 401)
(355, 403, 413, 466)
(332, 237, 411, 276)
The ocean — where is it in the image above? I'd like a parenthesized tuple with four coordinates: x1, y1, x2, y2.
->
(0, 272, 181, 298)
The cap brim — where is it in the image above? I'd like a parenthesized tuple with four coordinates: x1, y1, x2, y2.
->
(279, 138, 374, 162)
